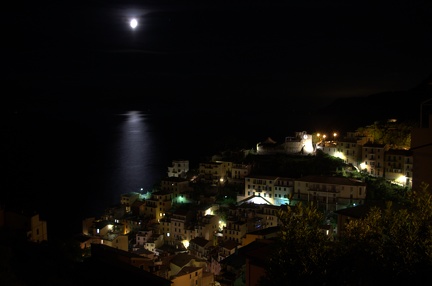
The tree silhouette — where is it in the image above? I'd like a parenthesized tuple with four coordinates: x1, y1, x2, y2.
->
(258, 201, 335, 285)
(259, 182, 432, 285)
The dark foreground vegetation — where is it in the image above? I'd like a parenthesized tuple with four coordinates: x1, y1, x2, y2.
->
(259, 182, 432, 286)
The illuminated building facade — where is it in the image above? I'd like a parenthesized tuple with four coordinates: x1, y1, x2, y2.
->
(293, 175, 367, 211)
(223, 219, 248, 244)
(167, 160, 189, 178)
(121, 192, 140, 213)
(361, 142, 389, 177)
(283, 131, 314, 155)
(231, 162, 252, 182)
(256, 132, 314, 155)
(198, 161, 228, 185)
(143, 190, 173, 220)
(384, 149, 413, 188)
(240, 175, 293, 206)
(160, 177, 192, 204)
(333, 131, 370, 166)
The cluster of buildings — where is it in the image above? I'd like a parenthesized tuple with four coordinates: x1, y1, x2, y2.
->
(2, 115, 431, 286)
(255, 118, 432, 192)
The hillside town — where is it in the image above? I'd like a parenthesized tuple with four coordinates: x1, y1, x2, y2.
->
(1, 116, 432, 286)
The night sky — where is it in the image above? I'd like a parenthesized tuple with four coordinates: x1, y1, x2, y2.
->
(4, 0, 432, 110)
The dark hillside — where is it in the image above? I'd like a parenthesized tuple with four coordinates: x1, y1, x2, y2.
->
(314, 73, 432, 132)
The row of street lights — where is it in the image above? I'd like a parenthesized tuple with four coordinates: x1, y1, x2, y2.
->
(316, 132, 338, 142)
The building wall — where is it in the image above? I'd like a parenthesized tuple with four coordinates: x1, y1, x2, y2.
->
(244, 176, 278, 204)
(231, 163, 252, 180)
(336, 139, 362, 166)
(29, 214, 48, 242)
(102, 234, 129, 251)
(167, 160, 189, 178)
(223, 221, 247, 243)
(411, 114, 432, 191)
(2, 211, 48, 242)
(171, 268, 203, 286)
(121, 192, 140, 205)
(199, 162, 227, 185)
(145, 191, 173, 220)
(159, 219, 171, 241)
(361, 144, 388, 177)
(294, 179, 366, 210)
(246, 259, 266, 286)
(384, 150, 413, 188)
(198, 215, 219, 240)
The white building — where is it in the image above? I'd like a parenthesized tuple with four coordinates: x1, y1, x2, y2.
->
(168, 160, 189, 178)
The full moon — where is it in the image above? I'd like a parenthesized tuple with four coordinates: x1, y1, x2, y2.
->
(130, 18, 138, 29)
